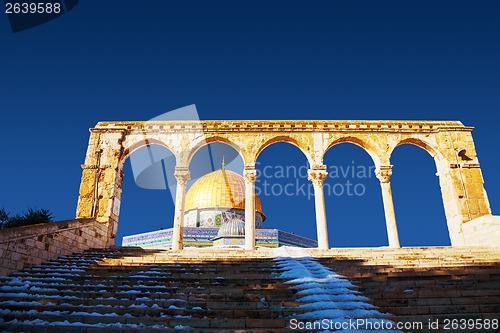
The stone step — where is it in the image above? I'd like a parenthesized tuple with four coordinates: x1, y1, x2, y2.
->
(383, 304, 500, 316)
(360, 278, 500, 289)
(19, 274, 276, 283)
(0, 282, 294, 295)
(317, 261, 500, 269)
(0, 296, 305, 311)
(0, 303, 298, 319)
(0, 284, 296, 298)
(0, 282, 293, 294)
(0, 324, 299, 333)
(370, 296, 500, 308)
(33, 259, 278, 266)
(0, 325, 297, 333)
(14, 267, 281, 276)
(0, 311, 291, 329)
(0, 289, 300, 303)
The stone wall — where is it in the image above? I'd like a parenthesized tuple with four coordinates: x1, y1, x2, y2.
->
(0, 218, 108, 276)
(460, 214, 500, 247)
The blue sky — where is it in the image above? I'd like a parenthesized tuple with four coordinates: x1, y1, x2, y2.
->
(0, 1, 498, 247)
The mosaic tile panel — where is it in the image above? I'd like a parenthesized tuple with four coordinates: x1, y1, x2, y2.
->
(123, 227, 316, 248)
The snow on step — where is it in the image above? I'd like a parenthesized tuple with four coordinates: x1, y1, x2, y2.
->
(273, 246, 407, 332)
(2, 318, 171, 329)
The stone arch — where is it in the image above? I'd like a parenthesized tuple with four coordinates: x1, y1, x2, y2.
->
(119, 138, 176, 169)
(389, 138, 449, 202)
(255, 135, 313, 166)
(391, 137, 442, 162)
(324, 136, 381, 169)
(187, 135, 244, 167)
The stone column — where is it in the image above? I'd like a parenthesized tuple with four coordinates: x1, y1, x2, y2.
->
(308, 166, 329, 250)
(376, 165, 400, 248)
(243, 167, 257, 251)
(172, 167, 190, 251)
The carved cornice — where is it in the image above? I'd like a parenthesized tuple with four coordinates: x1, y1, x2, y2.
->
(91, 120, 472, 134)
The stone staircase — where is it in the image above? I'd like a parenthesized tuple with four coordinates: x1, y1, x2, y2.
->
(314, 247, 500, 332)
(0, 247, 299, 332)
(0, 246, 498, 332)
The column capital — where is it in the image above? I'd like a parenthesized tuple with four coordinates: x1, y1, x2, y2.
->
(376, 165, 393, 184)
(243, 167, 257, 183)
(174, 167, 190, 186)
(310, 164, 327, 171)
(308, 166, 328, 186)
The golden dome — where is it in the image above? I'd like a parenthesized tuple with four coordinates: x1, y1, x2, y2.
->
(184, 169, 265, 220)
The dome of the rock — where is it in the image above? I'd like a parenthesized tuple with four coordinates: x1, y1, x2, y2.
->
(183, 169, 265, 229)
(184, 169, 264, 217)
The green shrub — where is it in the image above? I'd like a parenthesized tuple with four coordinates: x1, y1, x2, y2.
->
(0, 208, 8, 223)
(0, 208, 54, 230)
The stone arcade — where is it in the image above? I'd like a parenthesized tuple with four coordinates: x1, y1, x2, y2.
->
(76, 120, 499, 250)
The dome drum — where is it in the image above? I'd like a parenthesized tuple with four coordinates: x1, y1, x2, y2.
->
(184, 208, 263, 229)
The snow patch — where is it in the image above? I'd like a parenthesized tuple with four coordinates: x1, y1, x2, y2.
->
(272, 246, 404, 332)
